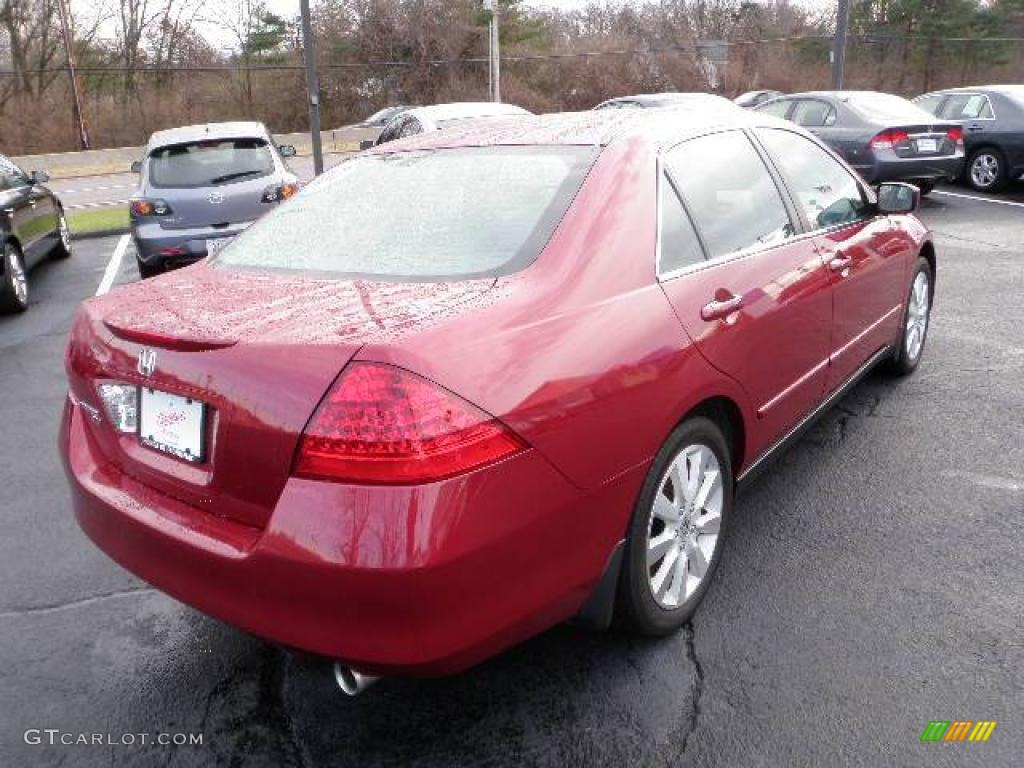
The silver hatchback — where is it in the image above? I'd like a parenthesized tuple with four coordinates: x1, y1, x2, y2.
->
(130, 122, 299, 278)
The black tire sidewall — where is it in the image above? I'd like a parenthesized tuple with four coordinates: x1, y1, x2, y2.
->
(891, 258, 933, 375)
(0, 242, 28, 313)
(967, 148, 1006, 192)
(618, 416, 734, 635)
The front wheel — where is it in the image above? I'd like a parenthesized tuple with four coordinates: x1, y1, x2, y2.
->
(887, 257, 933, 376)
(617, 417, 733, 635)
(51, 209, 72, 259)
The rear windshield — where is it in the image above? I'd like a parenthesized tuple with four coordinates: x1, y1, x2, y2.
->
(212, 146, 596, 281)
(844, 93, 934, 123)
(148, 138, 274, 188)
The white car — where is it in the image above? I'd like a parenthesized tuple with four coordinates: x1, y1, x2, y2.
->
(374, 102, 532, 145)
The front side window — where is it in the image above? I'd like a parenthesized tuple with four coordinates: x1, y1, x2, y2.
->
(0, 155, 27, 190)
(398, 117, 423, 138)
(147, 138, 274, 188)
(213, 146, 597, 280)
(664, 131, 793, 260)
(792, 99, 837, 128)
(756, 98, 792, 119)
(757, 128, 871, 230)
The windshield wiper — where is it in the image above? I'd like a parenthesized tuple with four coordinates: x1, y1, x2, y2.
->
(209, 169, 263, 185)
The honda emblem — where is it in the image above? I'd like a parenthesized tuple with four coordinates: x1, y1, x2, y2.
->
(137, 348, 157, 376)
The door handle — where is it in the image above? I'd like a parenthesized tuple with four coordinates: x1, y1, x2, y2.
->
(701, 293, 744, 321)
(828, 254, 853, 273)
(967, 124, 983, 132)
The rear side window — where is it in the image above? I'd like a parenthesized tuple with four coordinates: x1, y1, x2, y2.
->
(664, 131, 793, 259)
(913, 94, 944, 115)
(792, 99, 836, 128)
(940, 94, 994, 120)
(148, 138, 274, 188)
(658, 174, 705, 274)
(757, 128, 871, 229)
(214, 146, 597, 280)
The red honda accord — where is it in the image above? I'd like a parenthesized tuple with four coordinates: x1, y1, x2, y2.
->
(60, 109, 934, 692)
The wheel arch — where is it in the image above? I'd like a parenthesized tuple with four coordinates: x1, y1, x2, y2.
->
(681, 395, 746, 475)
(919, 239, 936, 299)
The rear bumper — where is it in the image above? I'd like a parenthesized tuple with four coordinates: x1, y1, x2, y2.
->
(60, 397, 641, 676)
(131, 220, 254, 266)
(855, 155, 964, 184)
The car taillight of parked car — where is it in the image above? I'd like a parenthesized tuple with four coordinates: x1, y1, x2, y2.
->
(293, 362, 526, 485)
(130, 199, 172, 217)
(261, 182, 300, 203)
(869, 129, 910, 151)
(946, 126, 964, 148)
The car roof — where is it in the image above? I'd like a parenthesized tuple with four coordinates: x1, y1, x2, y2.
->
(367, 106, 795, 154)
(403, 102, 533, 122)
(147, 121, 270, 151)
(924, 84, 1024, 97)
(599, 92, 734, 107)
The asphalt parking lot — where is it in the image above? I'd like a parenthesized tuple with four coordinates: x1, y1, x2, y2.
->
(1, 187, 1022, 767)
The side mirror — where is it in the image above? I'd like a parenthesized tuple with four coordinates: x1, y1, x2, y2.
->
(130, 160, 142, 174)
(877, 182, 919, 214)
(278, 144, 297, 158)
(359, 139, 374, 151)
(30, 170, 50, 184)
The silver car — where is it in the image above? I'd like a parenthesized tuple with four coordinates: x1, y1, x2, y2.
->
(130, 122, 299, 278)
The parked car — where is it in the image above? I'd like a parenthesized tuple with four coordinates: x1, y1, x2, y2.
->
(913, 85, 1024, 192)
(354, 105, 417, 128)
(62, 108, 934, 693)
(594, 92, 738, 111)
(734, 89, 783, 108)
(374, 102, 532, 145)
(129, 122, 299, 278)
(755, 90, 964, 194)
(0, 154, 71, 313)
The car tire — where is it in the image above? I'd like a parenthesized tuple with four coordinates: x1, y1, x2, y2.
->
(0, 241, 29, 314)
(887, 256, 933, 377)
(51, 208, 72, 259)
(137, 257, 161, 279)
(617, 416, 733, 635)
(966, 147, 1007, 192)
(914, 181, 935, 196)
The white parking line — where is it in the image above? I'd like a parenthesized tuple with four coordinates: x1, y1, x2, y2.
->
(58, 183, 134, 195)
(96, 234, 130, 296)
(67, 199, 129, 211)
(933, 190, 1024, 208)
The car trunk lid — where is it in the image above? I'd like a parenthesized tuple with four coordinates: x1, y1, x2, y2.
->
(66, 265, 496, 529)
(152, 175, 276, 230)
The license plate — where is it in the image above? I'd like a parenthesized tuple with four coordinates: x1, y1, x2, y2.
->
(206, 237, 234, 256)
(916, 138, 938, 153)
(139, 388, 206, 462)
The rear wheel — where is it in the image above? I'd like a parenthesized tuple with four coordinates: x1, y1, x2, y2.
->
(137, 257, 161, 279)
(51, 208, 72, 259)
(914, 181, 935, 196)
(618, 417, 733, 634)
(0, 242, 29, 314)
(966, 147, 1006, 192)
(887, 257, 932, 376)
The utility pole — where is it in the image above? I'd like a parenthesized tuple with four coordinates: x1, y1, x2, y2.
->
(56, 0, 90, 150)
(484, 0, 501, 102)
(831, 0, 851, 90)
(299, 0, 324, 176)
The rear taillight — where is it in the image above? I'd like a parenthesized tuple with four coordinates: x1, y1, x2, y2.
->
(294, 362, 526, 484)
(870, 130, 909, 151)
(946, 126, 964, 145)
(130, 198, 172, 217)
(261, 182, 300, 203)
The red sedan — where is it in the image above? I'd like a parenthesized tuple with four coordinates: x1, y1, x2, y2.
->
(60, 109, 934, 693)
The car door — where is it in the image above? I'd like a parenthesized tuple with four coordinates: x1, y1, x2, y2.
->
(756, 127, 910, 390)
(0, 156, 48, 265)
(657, 129, 833, 450)
(938, 92, 995, 149)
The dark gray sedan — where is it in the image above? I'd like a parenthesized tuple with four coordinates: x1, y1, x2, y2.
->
(755, 91, 964, 193)
(913, 85, 1024, 192)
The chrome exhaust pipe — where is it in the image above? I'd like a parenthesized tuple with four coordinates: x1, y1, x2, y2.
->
(333, 662, 379, 696)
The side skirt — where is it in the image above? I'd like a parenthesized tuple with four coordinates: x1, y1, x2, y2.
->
(736, 345, 892, 494)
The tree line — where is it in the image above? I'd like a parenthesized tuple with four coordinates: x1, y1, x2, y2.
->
(1, 0, 1022, 154)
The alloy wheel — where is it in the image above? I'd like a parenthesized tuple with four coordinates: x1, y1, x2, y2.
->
(905, 271, 929, 362)
(646, 443, 723, 609)
(970, 153, 999, 189)
(59, 214, 71, 251)
(8, 248, 27, 305)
